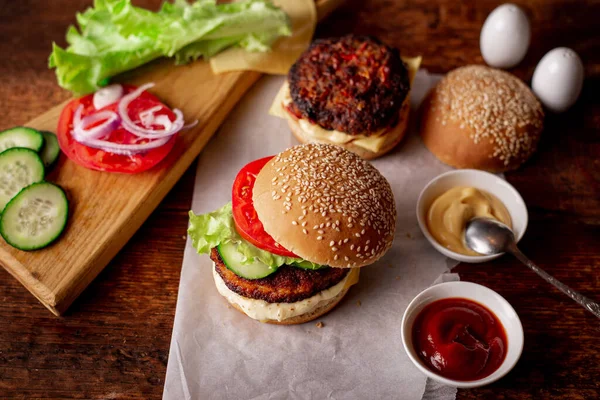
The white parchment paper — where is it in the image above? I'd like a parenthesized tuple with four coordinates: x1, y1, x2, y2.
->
(163, 71, 459, 400)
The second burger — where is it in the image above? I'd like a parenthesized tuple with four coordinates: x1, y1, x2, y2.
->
(270, 34, 421, 160)
(188, 143, 396, 324)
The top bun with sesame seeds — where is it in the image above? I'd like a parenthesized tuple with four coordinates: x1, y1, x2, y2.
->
(420, 65, 544, 172)
(252, 143, 396, 268)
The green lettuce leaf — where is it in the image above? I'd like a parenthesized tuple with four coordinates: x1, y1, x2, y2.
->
(236, 239, 303, 269)
(49, 0, 291, 94)
(188, 202, 323, 269)
(188, 202, 237, 254)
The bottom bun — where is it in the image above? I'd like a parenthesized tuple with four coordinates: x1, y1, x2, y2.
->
(213, 264, 358, 325)
(287, 111, 408, 160)
(230, 287, 349, 325)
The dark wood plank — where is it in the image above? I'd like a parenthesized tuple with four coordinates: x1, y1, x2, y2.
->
(0, 0, 598, 398)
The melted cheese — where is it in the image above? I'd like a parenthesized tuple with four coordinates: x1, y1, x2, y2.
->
(269, 56, 422, 152)
(210, 0, 317, 75)
(213, 266, 359, 322)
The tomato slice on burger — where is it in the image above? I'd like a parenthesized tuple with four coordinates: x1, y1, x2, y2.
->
(57, 84, 177, 173)
(232, 156, 297, 257)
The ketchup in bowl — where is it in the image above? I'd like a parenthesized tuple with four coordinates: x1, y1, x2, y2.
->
(412, 298, 507, 381)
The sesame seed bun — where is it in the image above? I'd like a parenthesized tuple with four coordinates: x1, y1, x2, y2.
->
(287, 101, 410, 160)
(229, 287, 349, 325)
(252, 143, 396, 268)
(420, 65, 544, 172)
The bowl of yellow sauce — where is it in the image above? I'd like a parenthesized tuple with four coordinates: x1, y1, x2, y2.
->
(416, 170, 528, 263)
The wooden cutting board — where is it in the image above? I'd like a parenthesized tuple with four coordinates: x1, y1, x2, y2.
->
(0, 0, 342, 316)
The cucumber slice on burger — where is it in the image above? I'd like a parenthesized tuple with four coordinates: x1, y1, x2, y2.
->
(217, 242, 278, 280)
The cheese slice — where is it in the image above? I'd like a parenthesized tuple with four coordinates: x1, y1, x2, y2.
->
(344, 267, 360, 289)
(210, 0, 316, 75)
(404, 56, 422, 85)
(269, 56, 422, 152)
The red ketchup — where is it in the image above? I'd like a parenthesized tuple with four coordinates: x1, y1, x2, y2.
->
(412, 298, 507, 381)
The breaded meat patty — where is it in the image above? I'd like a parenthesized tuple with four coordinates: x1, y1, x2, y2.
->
(211, 248, 349, 303)
(288, 34, 410, 135)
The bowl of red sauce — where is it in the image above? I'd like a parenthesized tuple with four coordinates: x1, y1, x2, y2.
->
(401, 281, 524, 388)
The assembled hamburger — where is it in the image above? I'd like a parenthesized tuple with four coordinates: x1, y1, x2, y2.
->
(270, 35, 421, 160)
(188, 143, 396, 324)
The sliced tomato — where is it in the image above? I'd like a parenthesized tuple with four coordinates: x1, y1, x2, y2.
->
(232, 156, 297, 257)
(57, 84, 176, 173)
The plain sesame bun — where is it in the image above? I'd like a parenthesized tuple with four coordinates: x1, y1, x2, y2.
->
(252, 143, 396, 268)
(287, 101, 410, 160)
(420, 65, 544, 172)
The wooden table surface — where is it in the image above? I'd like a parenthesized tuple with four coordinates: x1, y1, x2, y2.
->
(1, 0, 598, 398)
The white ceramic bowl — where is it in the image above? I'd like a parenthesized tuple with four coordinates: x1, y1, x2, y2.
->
(401, 281, 524, 388)
(416, 169, 528, 263)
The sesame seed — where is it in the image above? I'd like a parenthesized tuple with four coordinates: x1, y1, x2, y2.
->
(292, 221, 298, 225)
(432, 65, 543, 167)
(303, 229, 308, 235)
(332, 247, 338, 252)
(258, 143, 396, 256)
(317, 236, 323, 240)
(334, 255, 339, 260)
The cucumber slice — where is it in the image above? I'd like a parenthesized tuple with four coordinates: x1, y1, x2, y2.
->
(0, 127, 44, 153)
(0, 148, 45, 212)
(293, 260, 327, 270)
(0, 182, 68, 251)
(39, 131, 60, 167)
(217, 242, 277, 279)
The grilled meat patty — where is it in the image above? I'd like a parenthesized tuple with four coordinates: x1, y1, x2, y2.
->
(288, 34, 410, 135)
(211, 248, 349, 303)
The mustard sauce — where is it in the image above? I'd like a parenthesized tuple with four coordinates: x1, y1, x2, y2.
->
(427, 187, 512, 256)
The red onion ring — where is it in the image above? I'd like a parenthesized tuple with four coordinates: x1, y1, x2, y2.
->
(139, 105, 163, 128)
(71, 82, 186, 155)
(118, 83, 184, 139)
(182, 119, 199, 130)
(75, 136, 171, 156)
(72, 106, 120, 141)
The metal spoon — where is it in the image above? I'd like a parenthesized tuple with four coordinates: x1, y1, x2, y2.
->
(465, 217, 600, 319)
